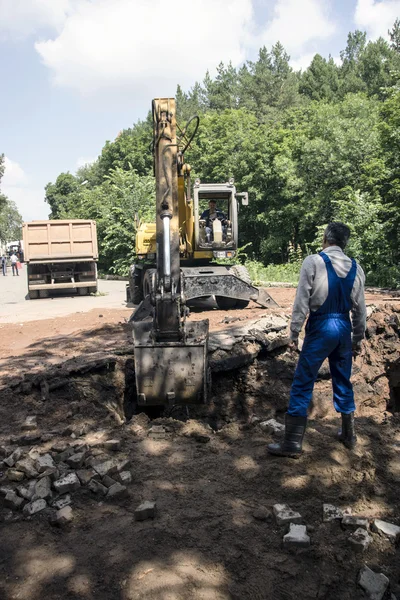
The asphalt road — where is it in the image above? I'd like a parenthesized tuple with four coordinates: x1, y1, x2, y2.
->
(0, 264, 129, 324)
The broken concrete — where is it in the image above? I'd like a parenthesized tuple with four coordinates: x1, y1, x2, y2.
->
(134, 501, 156, 521)
(259, 419, 285, 435)
(107, 482, 128, 499)
(372, 519, 400, 542)
(23, 499, 47, 516)
(22, 416, 37, 431)
(52, 495, 71, 510)
(76, 469, 97, 486)
(7, 469, 25, 482)
(35, 454, 55, 473)
(15, 458, 38, 479)
(348, 527, 372, 553)
(103, 439, 121, 451)
(33, 476, 52, 501)
(4, 491, 24, 510)
(117, 471, 132, 485)
(273, 504, 302, 526)
(92, 459, 118, 478)
(50, 506, 73, 528)
(323, 504, 352, 522)
(53, 473, 81, 494)
(341, 515, 369, 530)
(358, 565, 389, 600)
(88, 479, 108, 496)
(283, 524, 310, 548)
(65, 452, 86, 469)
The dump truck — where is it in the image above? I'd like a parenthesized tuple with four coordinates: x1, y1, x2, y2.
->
(23, 220, 98, 299)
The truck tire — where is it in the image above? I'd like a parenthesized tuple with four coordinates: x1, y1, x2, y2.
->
(78, 287, 88, 296)
(130, 274, 143, 304)
(29, 290, 39, 300)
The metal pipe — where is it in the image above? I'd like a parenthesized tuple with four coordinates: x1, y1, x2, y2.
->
(162, 214, 171, 277)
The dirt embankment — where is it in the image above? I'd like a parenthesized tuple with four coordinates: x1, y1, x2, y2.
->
(0, 293, 399, 600)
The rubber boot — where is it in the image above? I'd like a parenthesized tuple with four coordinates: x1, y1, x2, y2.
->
(337, 412, 357, 449)
(267, 414, 307, 458)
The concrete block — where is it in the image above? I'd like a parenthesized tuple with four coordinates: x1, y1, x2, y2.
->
(35, 454, 55, 473)
(65, 452, 85, 469)
(0, 485, 14, 497)
(149, 426, 167, 440)
(259, 419, 285, 435)
(117, 471, 132, 485)
(358, 565, 389, 600)
(283, 524, 310, 548)
(54, 447, 75, 464)
(33, 476, 52, 501)
(53, 472, 81, 494)
(50, 506, 73, 528)
(23, 499, 47, 516)
(107, 483, 128, 499)
(134, 501, 156, 521)
(323, 504, 352, 522)
(103, 439, 121, 451)
(115, 458, 131, 473)
(76, 469, 98, 486)
(3, 447, 23, 468)
(92, 459, 118, 478)
(342, 515, 369, 530)
(15, 458, 38, 479)
(22, 416, 37, 431)
(7, 469, 25, 482)
(38, 467, 59, 481)
(4, 491, 24, 510)
(18, 481, 36, 501)
(52, 494, 71, 510)
(102, 475, 117, 488)
(88, 479, 108, 496)
(348, 527, 372, 553)
(273, 504, 302, 526)
(372, 519, 400, 542)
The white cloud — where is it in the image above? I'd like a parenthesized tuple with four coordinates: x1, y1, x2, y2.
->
(290, 53, 317, 72)
(35, 0, 254, 96)
(0, 0, 70, 39)
(2, 158, 48, 221)
(355, 0, 400, 40)
(257, 0, 336, 57)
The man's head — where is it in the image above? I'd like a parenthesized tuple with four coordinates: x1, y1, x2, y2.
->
(323, 222, 351, 250)
(208, 200, 216, 211)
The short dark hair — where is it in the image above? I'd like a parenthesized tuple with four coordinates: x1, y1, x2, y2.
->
(323, 222, 351, 250)
(209, 199, 216, 203)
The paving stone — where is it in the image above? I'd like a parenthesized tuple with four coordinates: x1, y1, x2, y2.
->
(53, 472, 81, 494)
(57, 462, 71, 475)
(15, 458, 39, 479)
(323, 504, 352, 522)
(4, 491, 24, 510)
(38, 466, 59, 481)
(50, 505, 73, 527)
(358, 565, 389, 600)
(13, 433, 42, 446)
(0, 485, 14, 497)
(283, 524, 310, 548)
(23, 499, 47, 516)
(115, 458, 131, 472)
(17, 481, 36, 501)
(92, 459, 118, 478)
(149, 426, 167, 440)
(259, 419, 285, 435)
(76, 469, 98, 486)
(107, 483, 128, 499)
(3, 448, 23, 468)
(103, 439, 121, 451)
(22, 416, 37, 431)
(117, 471, 132, 485)
(51, 441, 69, 453)
(52, 494, 72, 510)
(348, 527, 372, 553)
(88, 479, 108, 496)
(54, 447, 75, 464)
(372, 519, 400, 542)
(102, 475, 118, 488)
(35, 454, 55, 473)
(33, 476, 52, 500)
(273, 504, 302, 526)
(65, 452, 85, 469)
(134, 501, 156, 521)
(7, 469, 25, 482)
(342, 515, 369, 530)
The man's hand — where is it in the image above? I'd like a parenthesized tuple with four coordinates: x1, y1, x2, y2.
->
(288, 339, 299, 352)
(352, 341, 362, 359)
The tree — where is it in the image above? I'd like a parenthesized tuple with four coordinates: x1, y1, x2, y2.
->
(389, 18, 400, 53)
(300, 55, 340, 101)
(45, 173, 80, 218)
(0, 199, 23, 243)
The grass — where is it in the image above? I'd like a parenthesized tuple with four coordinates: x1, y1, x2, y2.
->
(245, 259, 301, 285)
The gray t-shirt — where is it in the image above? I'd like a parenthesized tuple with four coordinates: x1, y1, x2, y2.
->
(290, 245, 366, 343)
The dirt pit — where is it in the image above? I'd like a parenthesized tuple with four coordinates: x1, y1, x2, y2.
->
(0, 294, 399, 600)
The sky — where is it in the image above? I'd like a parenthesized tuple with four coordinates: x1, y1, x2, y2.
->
(0, 0, 399, 222)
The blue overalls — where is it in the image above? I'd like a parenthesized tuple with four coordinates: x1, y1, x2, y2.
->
(288, 252, 357, 417)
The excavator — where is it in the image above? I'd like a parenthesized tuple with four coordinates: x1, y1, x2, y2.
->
(132, 98, 277, 409)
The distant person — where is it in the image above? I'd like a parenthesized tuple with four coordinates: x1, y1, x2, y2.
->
(268, 222, 366, 458)
(10, 253, 19, 276)
(200, 200, 227, 242)
(1, 255, 6, 276)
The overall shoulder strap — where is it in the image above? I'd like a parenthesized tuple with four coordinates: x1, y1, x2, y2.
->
(319, 251, 331, 265)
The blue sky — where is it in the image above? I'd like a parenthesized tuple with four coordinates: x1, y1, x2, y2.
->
(0, 0, 399, 221)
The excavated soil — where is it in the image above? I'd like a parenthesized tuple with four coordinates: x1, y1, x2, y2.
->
(0, 289, 399, 600)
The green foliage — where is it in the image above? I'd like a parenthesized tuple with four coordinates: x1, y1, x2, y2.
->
(44, 20, 400, 286)
(0, 199, 22, 243)
(245, 259, 300, 285)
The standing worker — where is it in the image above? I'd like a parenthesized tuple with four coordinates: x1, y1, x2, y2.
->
(1, 255, 6, 276)
(268, 222, 366, 458)
(10, 252, 19, 276)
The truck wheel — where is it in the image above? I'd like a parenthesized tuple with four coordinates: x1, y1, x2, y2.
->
(215, 296, 238, 310)
(78, 287, 88, 296)
(39, 290, 49, 298)
(29, 290, 39, 300)
(130, 273, 143, 304)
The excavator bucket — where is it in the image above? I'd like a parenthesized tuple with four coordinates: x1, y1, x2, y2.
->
(133, 319, 209, 407)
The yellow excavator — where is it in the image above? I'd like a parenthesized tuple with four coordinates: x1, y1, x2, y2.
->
(131, 98, 277, 409)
